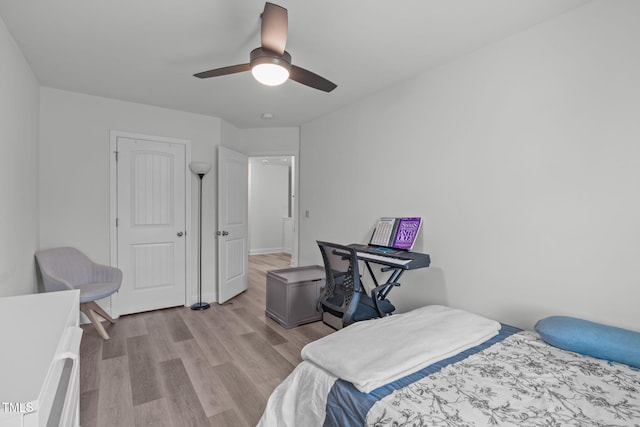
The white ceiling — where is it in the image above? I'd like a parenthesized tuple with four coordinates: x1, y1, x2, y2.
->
(0, 0, 590, 129)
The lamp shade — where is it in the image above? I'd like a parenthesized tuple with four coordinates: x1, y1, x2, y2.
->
(189, 161, 212, 175)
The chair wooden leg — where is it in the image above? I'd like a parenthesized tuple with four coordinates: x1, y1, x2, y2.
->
(80, 302, 112, 340)
(85, 301, 116, 324)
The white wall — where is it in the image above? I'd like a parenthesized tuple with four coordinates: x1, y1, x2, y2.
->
(0, 15, 40, 297)
(237, 127, 299, 155)
(299, 0, 640, 331)
(249, 161, 289, 254)
(39, 88, 224, 304)
(220, 117, 241, 150)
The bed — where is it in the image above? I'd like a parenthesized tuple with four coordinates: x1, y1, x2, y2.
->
(258, 305, 640, 426)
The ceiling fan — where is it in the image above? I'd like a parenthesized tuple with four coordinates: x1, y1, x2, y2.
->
(194, 2, 337, 92)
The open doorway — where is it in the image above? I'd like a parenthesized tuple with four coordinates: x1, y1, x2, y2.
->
(248, 155, 295, 265)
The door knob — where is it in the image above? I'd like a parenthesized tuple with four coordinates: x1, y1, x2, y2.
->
(177, 231, 184, 237)
(217, 231, 229, 236)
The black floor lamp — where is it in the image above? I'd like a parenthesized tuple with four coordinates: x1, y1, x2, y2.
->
(190, 161, 211, 310)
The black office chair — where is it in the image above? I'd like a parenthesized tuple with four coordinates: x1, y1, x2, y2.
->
(317, 241, 395, 329)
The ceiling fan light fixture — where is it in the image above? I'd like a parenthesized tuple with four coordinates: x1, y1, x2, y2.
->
(251, 63, 289, 86)
(250, 47, 291, 87)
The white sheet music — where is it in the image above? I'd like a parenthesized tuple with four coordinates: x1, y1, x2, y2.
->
(369, 217, 396, 246)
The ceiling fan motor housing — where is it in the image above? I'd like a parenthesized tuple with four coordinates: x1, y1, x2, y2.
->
(250, 47, 292, 71)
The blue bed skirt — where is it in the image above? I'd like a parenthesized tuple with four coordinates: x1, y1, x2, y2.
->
(323, 323, 521, 427)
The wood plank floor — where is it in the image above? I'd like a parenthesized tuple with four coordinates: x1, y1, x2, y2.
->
(80, 253, 334, 427)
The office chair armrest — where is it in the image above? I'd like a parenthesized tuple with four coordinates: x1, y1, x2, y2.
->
(371, 283, 399, 318)
(371, 282, 399, 299)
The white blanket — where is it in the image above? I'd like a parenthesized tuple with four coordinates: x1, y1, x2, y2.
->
(301, 305, 500, 393)
(257, 361, 337, 427)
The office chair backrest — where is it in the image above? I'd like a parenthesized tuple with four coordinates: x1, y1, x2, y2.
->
(317, 241, 363, 325)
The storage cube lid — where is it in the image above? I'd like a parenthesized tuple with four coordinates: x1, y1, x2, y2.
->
(267, 265, 325, 283)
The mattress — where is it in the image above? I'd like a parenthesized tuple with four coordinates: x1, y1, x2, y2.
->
(259, 309, 640, 427)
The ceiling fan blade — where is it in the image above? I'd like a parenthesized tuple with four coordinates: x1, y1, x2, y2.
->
(261, 2, 288, 55)
(194, 63, 251, 79)
(289, 65, 337, 92)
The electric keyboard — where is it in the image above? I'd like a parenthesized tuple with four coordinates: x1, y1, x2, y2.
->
(350, 244, 431, 270)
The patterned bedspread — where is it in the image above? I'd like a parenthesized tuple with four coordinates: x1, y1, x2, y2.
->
(366, 331, 640, 426)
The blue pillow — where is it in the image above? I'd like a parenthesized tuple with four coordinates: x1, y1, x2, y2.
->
(534, 316, 640, 368)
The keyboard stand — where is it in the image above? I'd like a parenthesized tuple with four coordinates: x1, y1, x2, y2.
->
(348, 244, 431, 299)
(364, 261, 402, 298)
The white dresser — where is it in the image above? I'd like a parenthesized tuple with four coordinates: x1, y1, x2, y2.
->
(0, 290, 82, 427)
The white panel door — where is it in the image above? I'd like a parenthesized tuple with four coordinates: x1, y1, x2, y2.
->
(116, 137, 187, 314)
(217, 146, 248, 303)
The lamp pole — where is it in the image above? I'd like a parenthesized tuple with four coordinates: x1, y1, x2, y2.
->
(190, 162, 211, 310)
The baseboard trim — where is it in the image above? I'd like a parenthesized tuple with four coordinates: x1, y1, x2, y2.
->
(249, 247, 291, 255)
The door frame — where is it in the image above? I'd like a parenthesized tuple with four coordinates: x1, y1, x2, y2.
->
(245, 149, 299, 266)
(109, 130, 192, 317)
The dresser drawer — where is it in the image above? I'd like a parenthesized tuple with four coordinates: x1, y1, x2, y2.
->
(0, 290, 81, 427)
